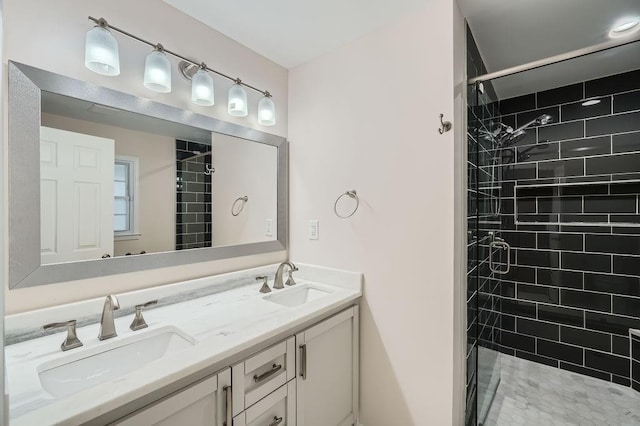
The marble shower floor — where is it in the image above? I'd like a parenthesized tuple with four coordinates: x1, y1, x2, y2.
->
(483, 354, 640, 426)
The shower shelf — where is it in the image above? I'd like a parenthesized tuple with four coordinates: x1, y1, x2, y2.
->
(513, 179, 640, 228)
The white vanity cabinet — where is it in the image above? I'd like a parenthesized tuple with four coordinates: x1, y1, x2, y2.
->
(232, 306, 359, 426)
(113, 368, 232, 426)
(110, 306, 359, 426)
(295, 306, 359, 426)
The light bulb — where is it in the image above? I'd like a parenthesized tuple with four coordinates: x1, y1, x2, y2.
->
(258, 94, 276, 126)
(192, 67, 215, 106)
(609, 18, 640, 38)
(228, 82, 248, 117)
(144, 46, 171, 93)
(85, 24, 120, 76)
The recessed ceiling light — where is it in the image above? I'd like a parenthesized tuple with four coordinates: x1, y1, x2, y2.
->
(581, 99, 601, 107)
(609, 18, 640, 38)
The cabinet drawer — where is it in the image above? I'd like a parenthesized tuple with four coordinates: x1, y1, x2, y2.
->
(232, 336, 295, 416)
(233, 381, 296, 426)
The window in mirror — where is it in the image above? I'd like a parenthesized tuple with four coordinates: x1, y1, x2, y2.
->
(114, 156, 139, 239)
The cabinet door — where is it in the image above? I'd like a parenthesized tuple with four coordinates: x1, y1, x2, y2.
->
(296, 306, 359, 426)
(115, 368, 232, 426)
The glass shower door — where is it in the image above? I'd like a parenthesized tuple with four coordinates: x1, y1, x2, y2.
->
(473, 81, 502, 425)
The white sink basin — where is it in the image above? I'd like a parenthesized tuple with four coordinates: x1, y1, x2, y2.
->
(37, 326, 195, 398)
(263, 285, 332, 307)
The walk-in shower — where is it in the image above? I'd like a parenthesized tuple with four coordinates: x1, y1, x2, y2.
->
(466, 22, 640, 426)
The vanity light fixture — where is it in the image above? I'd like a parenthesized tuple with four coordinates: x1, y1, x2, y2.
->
(191, 63, 215, 106)
(143, 44, 172, 93)
(258, 92, 276, 126)
(609, 18, 640, 38)
(84, 18, 120, 76)
(228, 79, 248, 117)
(84, 16, 276, 125)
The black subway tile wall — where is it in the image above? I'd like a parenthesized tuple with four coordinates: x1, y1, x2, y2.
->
(492, 68, 640, 390)
(176, 140, 212, 251)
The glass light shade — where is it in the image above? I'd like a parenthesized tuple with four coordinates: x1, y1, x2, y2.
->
(228, 83, 248, 117)
(258, 96, 276, 126)
(85, 26, 120, 76)
(192, 69, 215, 106)
(144, 50, 172, 93)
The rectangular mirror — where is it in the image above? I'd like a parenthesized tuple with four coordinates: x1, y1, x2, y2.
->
(8, 61, 287, 289)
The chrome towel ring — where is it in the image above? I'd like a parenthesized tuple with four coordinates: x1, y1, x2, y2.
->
(232, 196, 248, 216)
(334, 190, 359, 219)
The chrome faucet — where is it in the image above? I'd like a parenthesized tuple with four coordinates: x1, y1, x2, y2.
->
(273, 261, 298, 289)
(98, 294, 120, 340)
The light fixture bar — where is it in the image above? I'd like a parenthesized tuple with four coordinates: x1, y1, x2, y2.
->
(88, 16, 269, 96)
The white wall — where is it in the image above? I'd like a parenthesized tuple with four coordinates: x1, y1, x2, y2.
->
(212, 134, 278, 246)
(453, 2, 468, 424)
(288, 2, 465, 424)
(41, 113, 177, 256)
(4, 0, 288, 313)
(0, 0, 6, 421)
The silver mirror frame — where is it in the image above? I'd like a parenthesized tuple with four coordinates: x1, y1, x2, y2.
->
(8, 61, 288, 289)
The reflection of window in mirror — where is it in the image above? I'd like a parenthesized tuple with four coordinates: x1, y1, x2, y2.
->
(114, 155, 140, 240)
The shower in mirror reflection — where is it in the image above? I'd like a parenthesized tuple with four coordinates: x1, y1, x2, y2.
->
(481, 114, 553, 216)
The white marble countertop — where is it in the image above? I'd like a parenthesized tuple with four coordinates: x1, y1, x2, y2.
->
(5, 263, 362, 425)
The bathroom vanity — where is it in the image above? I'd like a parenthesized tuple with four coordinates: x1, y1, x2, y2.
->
(5, 263, 361, 425)
(4, 62, 360, 425)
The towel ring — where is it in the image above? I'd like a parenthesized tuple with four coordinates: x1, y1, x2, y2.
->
(334, 190, 359, 219)
(232, 196, 248, 216)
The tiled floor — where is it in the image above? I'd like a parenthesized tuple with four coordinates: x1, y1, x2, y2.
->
(483, 354, 640, 426)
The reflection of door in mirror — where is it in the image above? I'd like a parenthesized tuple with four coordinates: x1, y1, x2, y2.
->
(41, 112, 177, 260)
(40, 126, 115, 264)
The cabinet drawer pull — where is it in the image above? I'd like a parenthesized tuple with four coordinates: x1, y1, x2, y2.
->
(299, 344, 307, 380)
(253, 363, 282, 383)
(224, 385, 232, 426)
(269, 416, 283, 426)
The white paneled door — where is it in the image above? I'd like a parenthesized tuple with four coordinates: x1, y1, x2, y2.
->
(40, 126, 115, 264)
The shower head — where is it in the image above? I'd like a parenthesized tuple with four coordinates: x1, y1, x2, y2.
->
(515, 114, 554, 133)
(537, 114, 553, 125)
(506, 129, 527, 145)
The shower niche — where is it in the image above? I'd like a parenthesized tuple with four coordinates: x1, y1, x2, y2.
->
(515, 181, 640, 227)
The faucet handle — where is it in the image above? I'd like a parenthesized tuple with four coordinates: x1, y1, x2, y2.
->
(256, 276, 271, 293)
(130, 300, 158, 331)
(285, 267, 298, 286)
(43, 320, 83, 351)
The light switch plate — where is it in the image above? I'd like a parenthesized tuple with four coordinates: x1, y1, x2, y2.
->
(308, 220, 319, 240)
